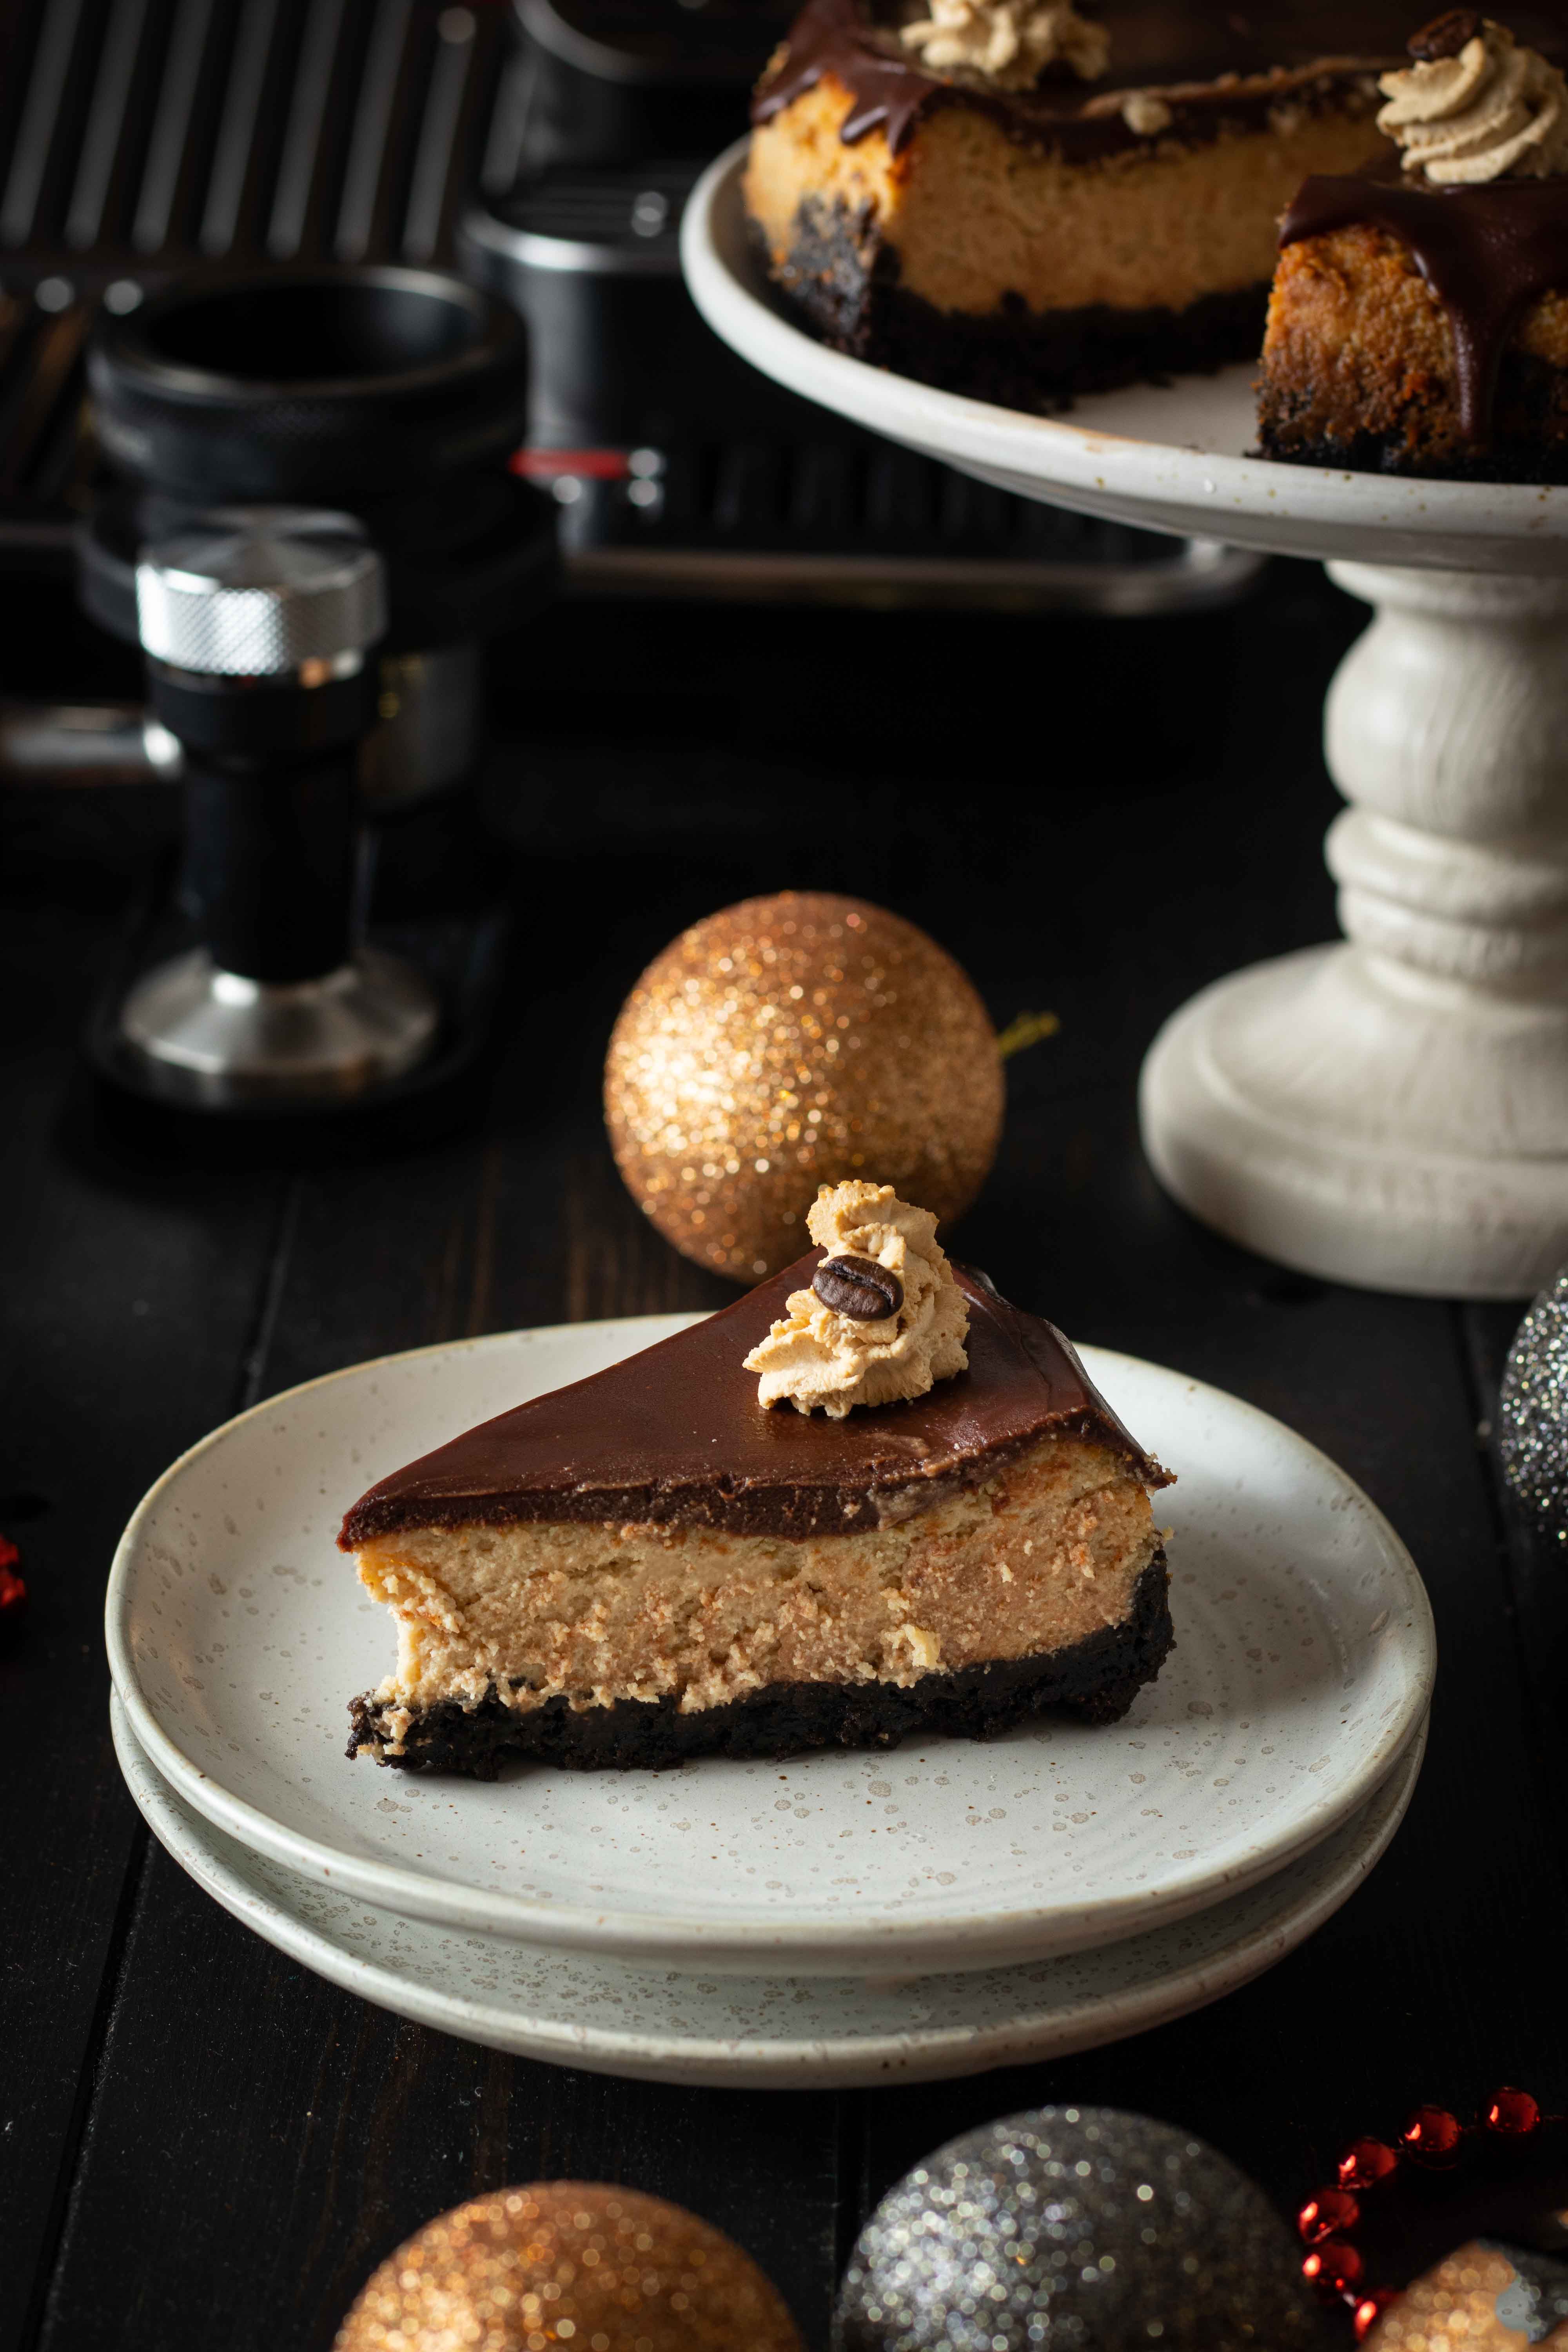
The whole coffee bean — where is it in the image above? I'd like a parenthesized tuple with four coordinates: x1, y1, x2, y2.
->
(812, 1255, 904, 1322)
(1407, 8, 1482, 60)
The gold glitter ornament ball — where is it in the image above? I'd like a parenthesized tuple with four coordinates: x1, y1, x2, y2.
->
(605, 891, 1004, 1280)
(1363, 2241, 1568, 2348)
(334, 2181, 806, 2352)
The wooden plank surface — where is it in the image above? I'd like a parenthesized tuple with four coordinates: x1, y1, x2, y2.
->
(6, 571, 1566, 2352)
(0, 783, 286, 2352)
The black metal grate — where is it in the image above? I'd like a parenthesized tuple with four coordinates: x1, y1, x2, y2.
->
(548, 441, 1256, 610)
(0, 0, 1260, 607)
(0, 0, 509, 536)
(0, 0, 508, 272)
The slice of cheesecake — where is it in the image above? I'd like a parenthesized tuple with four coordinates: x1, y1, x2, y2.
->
(745, 0, 1402, 410)
(341, 1231, 1173, 1779)
(1258, 15, 1568, 481)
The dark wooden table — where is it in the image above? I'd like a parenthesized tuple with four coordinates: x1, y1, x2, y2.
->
(5, 562, 1566, 2352)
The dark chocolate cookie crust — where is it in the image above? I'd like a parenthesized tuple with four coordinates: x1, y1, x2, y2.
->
(1255, 372, 1568, 483)
(1256, 429, 1568, 484)
(759, 197, 1265, 412)
(347, 1555, 1174, 1780)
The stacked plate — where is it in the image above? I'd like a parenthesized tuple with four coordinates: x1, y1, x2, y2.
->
(107, 1316, 1436, 2088)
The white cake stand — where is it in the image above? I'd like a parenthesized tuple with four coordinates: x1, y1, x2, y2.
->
(683, 141, 1568, 1299)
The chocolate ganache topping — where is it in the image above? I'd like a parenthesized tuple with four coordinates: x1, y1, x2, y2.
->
(1281, 170, 1568, 439)
(339, 1255, 1169, 1546)
(752, 0, 1423, 157)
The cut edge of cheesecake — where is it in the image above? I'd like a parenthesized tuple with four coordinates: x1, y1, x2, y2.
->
(1257, 172, 1568, 482)
(339, 1257, 1175, 1779)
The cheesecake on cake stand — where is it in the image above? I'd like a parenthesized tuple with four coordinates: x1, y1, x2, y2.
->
(684, 82, 1568, 1299)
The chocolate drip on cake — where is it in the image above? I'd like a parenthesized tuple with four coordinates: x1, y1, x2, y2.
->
(752, 0, 1413, 160)
(754, 0, 936, 150)
(1281, 172, 1568, 440)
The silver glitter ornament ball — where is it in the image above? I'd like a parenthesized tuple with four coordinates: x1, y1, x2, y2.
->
(833, 2107, 1333, 2352)
(1499, 1265, 1568, 1542)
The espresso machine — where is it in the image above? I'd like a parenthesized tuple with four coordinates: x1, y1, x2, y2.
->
(0, 0, 1256, 613)
(0, 0, 1259, 1114)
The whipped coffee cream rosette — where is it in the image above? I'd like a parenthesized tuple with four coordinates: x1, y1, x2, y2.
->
(1378, 13, 1568, 182)
(899, 0, 1109, 90)
(744, 1181, 969, 1418)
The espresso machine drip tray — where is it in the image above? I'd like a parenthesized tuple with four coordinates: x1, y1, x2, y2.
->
(0, 0, 1259, 615)
(513, 434, 1256, 613)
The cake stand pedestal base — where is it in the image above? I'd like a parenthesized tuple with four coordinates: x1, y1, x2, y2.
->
(1140, 561, 1568, 1299)
(682, 160, 1568, 1295)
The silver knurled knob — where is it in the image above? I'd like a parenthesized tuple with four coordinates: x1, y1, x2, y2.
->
(135, 507, 387, 678)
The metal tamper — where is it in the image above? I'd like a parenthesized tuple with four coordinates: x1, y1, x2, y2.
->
(119, 509, 439, 1107)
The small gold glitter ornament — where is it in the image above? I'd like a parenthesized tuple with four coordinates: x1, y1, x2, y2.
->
(1363, 2241, 1568, 2349)
(604, 891, 1004, 1280)
(334, 2180, 806, 2352)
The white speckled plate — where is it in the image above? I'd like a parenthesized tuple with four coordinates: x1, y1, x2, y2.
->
(105, 1316, 1435, 1975)
(113, 1690, 1425, 2085)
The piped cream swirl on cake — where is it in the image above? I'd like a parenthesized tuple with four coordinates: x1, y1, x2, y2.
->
(744, 1180, 969, 1418)
(1377, 13, 1568, 182)
(898, 0, 1108, 91)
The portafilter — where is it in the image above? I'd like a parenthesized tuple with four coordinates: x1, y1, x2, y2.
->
(79, 265, 556, 808)
(120, 508, 439, 1107)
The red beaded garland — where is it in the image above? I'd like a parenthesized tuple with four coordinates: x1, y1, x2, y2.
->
(1398, 2107, 1463, 2165)
(1298, 2189, 1361, 2245)
(0, 1534, 25, 1620)
(1303, 2241, 1364, 2296)
(1485, 2087, 1541, 2136)
(1308, 2091, 1564, 2338)
(1338, 2139, 1398, 2191)
(1354, 2288, 1402, 2341)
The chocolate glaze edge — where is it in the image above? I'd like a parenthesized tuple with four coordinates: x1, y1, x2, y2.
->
(1280, 172, 1568, 443)
(752, 0, 1396, 160)
(339, 1254, 1171, 1547)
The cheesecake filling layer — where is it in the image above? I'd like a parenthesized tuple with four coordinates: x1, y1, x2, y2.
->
(746, 75, 1389, 323)
(352, 1432, 1159, 1755)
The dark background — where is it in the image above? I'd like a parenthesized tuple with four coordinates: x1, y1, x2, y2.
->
(5, 555, 1568, 2350)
